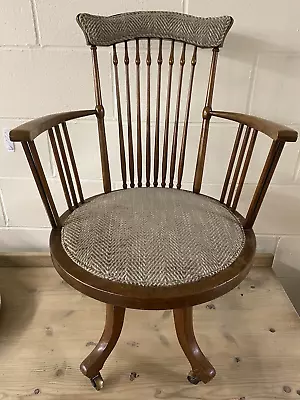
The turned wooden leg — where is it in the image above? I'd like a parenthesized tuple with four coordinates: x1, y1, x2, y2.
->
(80, 304, 125, 388)
(173, 307, 216, 384)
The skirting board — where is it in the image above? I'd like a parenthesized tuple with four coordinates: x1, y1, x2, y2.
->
(0, 252, 273, 268)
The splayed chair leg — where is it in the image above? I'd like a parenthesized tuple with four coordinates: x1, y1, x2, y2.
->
(173, 306, 216, 384)
(80, 304, 125, 390)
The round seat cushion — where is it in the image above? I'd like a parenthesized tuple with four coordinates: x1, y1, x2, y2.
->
(61, 188, 245, 287)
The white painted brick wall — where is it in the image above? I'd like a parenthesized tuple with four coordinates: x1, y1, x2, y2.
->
(0, 1, 36, 45)
(0, 0, 299, 252)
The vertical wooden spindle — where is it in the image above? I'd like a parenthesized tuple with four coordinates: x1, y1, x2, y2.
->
(55, 125, 78, 208)
(193, 48, 219, 193)
(177, 46, 197, 189)
(161, 40, 174, 188)
(153, 39, 163, 187)
(91, 46, 102, 105)
(61, 122, 84, 203)
(124, 41, 134, 188)
(22, 142, 57, 228)
(220, 124, 244, 203)
(226, 126, 251, 207)
(28, 141, 60, 226)
(232, 129, 258, 210)
(49, 128, 73, 211)
(169, 42, 186, 188)
(113, 44, 127, 189)
(135, 39, 142, 187)
(91, 45, 111, 193)
(146, 38, 151, 187)
(245, 140, 284, 229)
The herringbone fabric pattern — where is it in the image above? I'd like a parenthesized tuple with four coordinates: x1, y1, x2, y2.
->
(76, 11, 233, 48)
(61, 188, 245, 287)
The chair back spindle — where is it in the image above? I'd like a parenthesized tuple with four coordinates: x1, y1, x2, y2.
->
(220, 123, 244, 203)
(61, 122, 84, 204)
(177, 46, 197, 189)
(193, 48, 219, 194)
(22, 142, 59, 228)
(135, 39, 142, 187)
(49, 127, 73, 211)
(226, 126, 251, 208)
(153, 39, 163, 187)
(169, 42, 186, 189)
(55, 125, 79, 208)
(124, 41, 135, 188)
(28, 141, 60, 227)
(231, 129, 258, 210)
(113, 44, 127, 189)
(146, 38, 152, 187)
(91, 46, 111, 193)
(245, 141, 284, 228)
(161, 40, 175, 188)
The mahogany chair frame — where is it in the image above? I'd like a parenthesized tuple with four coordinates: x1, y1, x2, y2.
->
(10, 11, 297, 391)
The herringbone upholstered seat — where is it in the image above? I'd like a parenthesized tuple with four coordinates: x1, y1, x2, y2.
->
(62, 188, 245, 287)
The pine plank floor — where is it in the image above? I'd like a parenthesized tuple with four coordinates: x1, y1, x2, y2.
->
(0, 266, 299, 399)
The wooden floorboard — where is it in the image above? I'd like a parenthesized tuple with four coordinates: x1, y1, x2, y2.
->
(0, 266, 299, 399)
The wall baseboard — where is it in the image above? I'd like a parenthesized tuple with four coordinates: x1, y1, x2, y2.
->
(0, 252, 52, 268)
(254, 253, 274, 268)
(0, 252, 273, 268)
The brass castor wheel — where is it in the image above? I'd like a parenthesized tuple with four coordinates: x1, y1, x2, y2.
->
(91, 373, 104, 391)
(187, 371, 201, 385)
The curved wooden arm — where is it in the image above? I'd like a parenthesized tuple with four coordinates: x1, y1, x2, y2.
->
(211, 111, 298, 142)
(10, 110, 96, 142)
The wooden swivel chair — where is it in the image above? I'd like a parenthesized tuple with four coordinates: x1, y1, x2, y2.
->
(10, 11, 297, 391)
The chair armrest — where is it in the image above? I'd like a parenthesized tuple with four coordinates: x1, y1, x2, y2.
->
(211, 111, 298, 142)
(10, 109, 96, 142)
